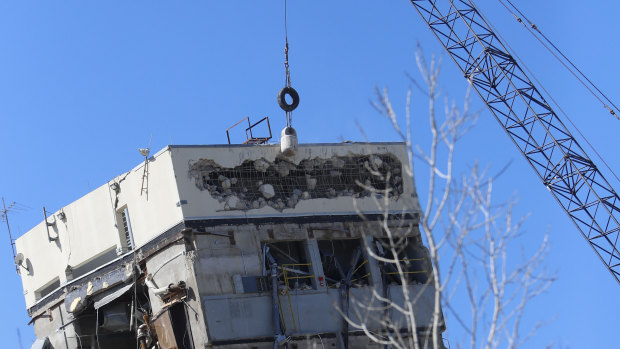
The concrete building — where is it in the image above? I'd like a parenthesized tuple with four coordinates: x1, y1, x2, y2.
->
(16, 141, 443, 349)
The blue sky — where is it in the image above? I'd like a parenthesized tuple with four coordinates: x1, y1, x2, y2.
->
(0, 1, 618, 348)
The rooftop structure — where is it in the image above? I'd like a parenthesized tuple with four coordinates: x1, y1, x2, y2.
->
(16, 142, 443, 349)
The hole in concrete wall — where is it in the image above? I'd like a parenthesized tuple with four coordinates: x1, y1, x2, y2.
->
(152, 303, 195, 349)
(318, 239, 370, 288)
(374, 238, 429, 285)
(188, 154, 403, 211)
(75, 303, 136, 349)
(169, 302, 195, 349)
(264, 241, 314, 290)
(75, 284, 149, 349)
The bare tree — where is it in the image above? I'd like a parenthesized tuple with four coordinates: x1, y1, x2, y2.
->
(344, 46, 555, 349)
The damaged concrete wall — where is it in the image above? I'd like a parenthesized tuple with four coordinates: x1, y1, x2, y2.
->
(193, 227, 263, 296)
(171, 142, 420, 220)
(16, 148, 184, 308)
(145, 242, 208, 348)
(189, 218, 438, 344)
(202, 285, 438, 342)
(200, 335, 391, 349)
(15, 141, 438, 349)
(188, 154, 404, 211)
(16, 142, 419, 309)
(32, 301, 80, 349)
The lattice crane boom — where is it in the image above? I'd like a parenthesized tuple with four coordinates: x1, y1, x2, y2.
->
(409, 0, 620, 284)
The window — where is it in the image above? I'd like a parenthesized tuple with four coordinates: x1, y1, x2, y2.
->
(35, 277, 60, 301)
(263, 241, 314, 290)
(317, 239, 370, 288)
(374, 237, 429, 285)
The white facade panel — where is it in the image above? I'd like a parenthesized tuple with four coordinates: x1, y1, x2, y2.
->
(16, 148, 184, 308)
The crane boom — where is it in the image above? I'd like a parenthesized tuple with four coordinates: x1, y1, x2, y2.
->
(409, 0, 620, 284)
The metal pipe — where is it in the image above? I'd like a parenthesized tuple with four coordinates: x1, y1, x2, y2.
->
(271, 263, 280, 349)
(43, 206, 57, 242)
(266, 247, 285, 348)
(145, 274, 186, 297)
(150, 251, 186, 277)
(145, 274, 171, 296)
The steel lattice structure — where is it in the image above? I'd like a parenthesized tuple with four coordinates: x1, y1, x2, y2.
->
(410, 0, 620, 284)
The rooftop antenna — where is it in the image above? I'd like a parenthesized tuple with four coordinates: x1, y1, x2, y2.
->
(278, 0, 299, 156)
(139, 135, 152, 199)
(2, 197, 19, 274)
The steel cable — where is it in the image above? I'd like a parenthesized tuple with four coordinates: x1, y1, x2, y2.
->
(498, 0, 620, 120)
(283, 0, 292, 127)
(471, 0, 620, 186)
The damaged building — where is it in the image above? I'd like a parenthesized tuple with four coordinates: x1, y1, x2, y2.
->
(16, 141, 444, 349)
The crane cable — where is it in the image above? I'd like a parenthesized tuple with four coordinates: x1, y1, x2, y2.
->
(283, 0, 293, 127)
(469, 0, 620, 186)
(276, 0, 300, 126)
(284, 0, 291, 89)
(498, 0, 620, 121)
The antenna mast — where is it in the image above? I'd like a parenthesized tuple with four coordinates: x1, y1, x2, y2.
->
(1, 197, 18, 274)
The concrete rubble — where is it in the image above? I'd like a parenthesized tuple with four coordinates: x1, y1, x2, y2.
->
(188, 154, 404, 212)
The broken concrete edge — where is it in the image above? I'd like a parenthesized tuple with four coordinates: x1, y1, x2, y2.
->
(27, 221, 187, 318)
(184, 212, 420, 230)
(188, 153, 405, 212)
(26, 250, 135, 318)
(25, 212, 422, 319)
(64, 262, 135, 314)
(150, 297, 186, 322)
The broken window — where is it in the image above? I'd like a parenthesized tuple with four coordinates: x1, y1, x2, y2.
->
(188, 154, 404, 211)
(317, 239, 370, 288)
(74, 303, 137, 349)
(374, 238, 429, 285)
(263, 241, 314, 291)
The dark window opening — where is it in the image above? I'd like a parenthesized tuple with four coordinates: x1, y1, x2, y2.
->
(74, 283, 151, 349)
(151, 302, 195, 349)
(35, 277, 60, 301)
(263, 241, 314, 291)
(75, 304, 137, 349)
(374, 238, 429, 285)
(169, 302, 195, 349)
(318, 239, 370, 288)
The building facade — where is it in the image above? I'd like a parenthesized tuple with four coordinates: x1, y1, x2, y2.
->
(17, 142, 443, 349)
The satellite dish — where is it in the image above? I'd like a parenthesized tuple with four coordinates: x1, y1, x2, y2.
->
(14, 253, 24, 266)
